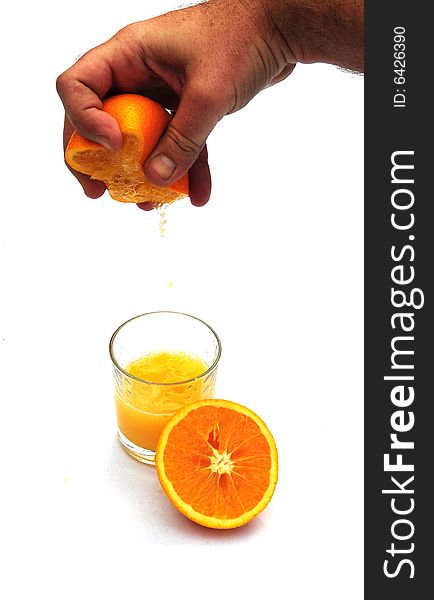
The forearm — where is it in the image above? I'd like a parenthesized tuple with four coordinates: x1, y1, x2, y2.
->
(243, 0, 364, 72)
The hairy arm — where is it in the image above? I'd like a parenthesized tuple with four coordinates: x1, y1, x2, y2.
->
(259, 0, 364, 71)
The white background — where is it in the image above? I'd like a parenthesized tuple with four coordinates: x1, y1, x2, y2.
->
(0, 1, 363, 598)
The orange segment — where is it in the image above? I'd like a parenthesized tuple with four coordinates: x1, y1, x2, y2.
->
(155, 399, 278, 529)
(65, 94, 188, 205)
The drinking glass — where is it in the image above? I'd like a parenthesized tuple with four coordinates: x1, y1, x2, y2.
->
(109, 311, 221, 464)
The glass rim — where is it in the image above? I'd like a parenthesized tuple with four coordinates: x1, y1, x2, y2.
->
(109, 310, 222, 387)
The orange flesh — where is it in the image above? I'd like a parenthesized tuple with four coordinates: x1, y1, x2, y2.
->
(70, 133, 187, 205)
(161, 405, 273, 520)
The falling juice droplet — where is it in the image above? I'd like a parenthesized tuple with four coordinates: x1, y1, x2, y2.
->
(157, 204, 168, 238)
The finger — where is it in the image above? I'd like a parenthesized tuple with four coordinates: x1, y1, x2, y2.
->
(56, 49, 123, 151)
(63, 115, 106, 198)
(137, 201, 158, 211)
(144, 83, 222, 188)
(62, 114, 75, 152)
(70, 170, 106, 199)
(188, 145, 211, 207)
(137, 145, 211, 211)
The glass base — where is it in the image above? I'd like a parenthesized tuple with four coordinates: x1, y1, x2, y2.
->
(117, 429, 156, 465)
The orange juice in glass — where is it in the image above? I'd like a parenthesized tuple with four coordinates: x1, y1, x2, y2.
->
(109, 311, 221, 464)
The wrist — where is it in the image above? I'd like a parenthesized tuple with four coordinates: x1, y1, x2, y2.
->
(262, 0, 364, 71)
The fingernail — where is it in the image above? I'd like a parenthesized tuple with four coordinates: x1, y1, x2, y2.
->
(149, 154, 176, 180)
(96, 135, 112, 150)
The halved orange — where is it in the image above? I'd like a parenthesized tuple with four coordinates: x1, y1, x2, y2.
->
(65, 94, 189, 205)
(155, 399, 278, 529)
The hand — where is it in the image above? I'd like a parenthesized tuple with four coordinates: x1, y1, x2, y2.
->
(57, 0, 363, 210)
(56, 0, 296, 209)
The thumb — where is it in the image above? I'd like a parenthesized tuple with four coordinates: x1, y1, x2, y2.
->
(144, 85, 222, 187)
